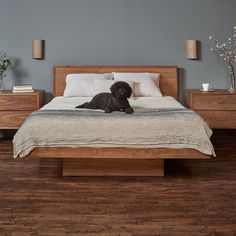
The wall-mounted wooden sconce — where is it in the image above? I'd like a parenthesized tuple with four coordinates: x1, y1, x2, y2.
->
(32, 39, 45, 59)
(186, 40, 199, 60)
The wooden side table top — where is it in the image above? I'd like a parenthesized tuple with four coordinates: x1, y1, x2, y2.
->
(0, 90, 44, 95)
(186, 89, 236, 94)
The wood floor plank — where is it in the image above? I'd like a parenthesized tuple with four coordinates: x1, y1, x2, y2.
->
(0, 134, 236, 235)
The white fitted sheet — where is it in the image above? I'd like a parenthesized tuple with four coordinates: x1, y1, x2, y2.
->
(41, 96, 185, 111)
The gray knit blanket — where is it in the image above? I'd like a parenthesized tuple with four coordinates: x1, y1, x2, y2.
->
(13, 109, 215, 158)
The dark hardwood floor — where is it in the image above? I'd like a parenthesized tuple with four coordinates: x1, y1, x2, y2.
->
(0, 132, 236, 236)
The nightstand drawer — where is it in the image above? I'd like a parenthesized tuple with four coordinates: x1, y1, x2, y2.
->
(0, 111, 33, 129)
(0, 94, 38, 111)
(197, 110, 236, 129)
(190, 93, 236, 110)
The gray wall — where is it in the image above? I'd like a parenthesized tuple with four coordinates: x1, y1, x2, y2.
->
(1, 0, 236, 101)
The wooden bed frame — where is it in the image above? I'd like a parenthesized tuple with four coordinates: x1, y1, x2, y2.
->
(29, 65, 210, 177)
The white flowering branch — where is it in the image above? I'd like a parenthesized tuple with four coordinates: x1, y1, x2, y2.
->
(0, 51, 11, 76)
(209, 26, 236, 90)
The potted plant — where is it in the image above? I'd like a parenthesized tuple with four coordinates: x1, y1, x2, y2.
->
(0, 51, 11, 92)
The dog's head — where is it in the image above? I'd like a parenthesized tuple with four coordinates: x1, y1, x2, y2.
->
(110, 81, 132, 99)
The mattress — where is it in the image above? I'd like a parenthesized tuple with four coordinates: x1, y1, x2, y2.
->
(41, 96, 185, 111)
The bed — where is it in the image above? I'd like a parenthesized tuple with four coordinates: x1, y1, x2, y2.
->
(13, 65, 215, 177)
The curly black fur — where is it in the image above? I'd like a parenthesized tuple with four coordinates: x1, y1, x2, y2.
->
(75, 81, 134, 114)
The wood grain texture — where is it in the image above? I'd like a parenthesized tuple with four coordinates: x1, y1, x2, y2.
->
(63, 158, 164, 176)
(0, 111, 33, 129)
(186, 89, 236, 110)
(30, 147, 209, 177)
(196, 110, 236, 128)
(186, 89, 236, 129)
(0, 134, 236, 235)
(0, 94, 37, 110)
(30, 147, 210, 159)
(0, 90, 44, 129)
(53, 65, 178, 99)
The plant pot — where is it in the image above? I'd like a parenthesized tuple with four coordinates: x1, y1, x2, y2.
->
(0, 71, 3, 92)
(228, 71, 236, 93)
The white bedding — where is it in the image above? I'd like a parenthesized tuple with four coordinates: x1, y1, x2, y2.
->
(41, 96, 185, 111)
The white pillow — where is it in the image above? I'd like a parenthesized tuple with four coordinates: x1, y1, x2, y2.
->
(113, 72, 162, 97)
(94, 80, 135, 96)
(63, 73, 113, 97)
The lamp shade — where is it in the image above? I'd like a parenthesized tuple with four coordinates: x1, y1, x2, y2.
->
(32, 40, 45, 59)
(186, 40, 198, 60)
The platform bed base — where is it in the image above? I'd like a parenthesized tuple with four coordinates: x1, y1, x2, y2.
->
(63, 158, 164, 176)
(29, 147, 210, 177)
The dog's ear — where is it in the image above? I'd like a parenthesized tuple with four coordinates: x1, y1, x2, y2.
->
(126, 84, 132, 98)
(110, 83, 117, 96)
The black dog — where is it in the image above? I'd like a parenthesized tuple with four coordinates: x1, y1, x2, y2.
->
(76, 81, 134, 114)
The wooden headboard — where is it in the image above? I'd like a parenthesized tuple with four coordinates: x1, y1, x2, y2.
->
(53, 65, 178, 99)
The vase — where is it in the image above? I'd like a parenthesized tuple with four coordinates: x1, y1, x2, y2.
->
(0, 71, 4, 92)
(228, 70, 236, 93)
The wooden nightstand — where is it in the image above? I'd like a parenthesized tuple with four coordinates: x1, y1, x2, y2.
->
(186, 89, 236, 129)
(0, 90, 44, 129)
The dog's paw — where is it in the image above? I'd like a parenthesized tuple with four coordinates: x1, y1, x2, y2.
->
(105, 108, 112, 113)
(125, 107, 134, 114)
